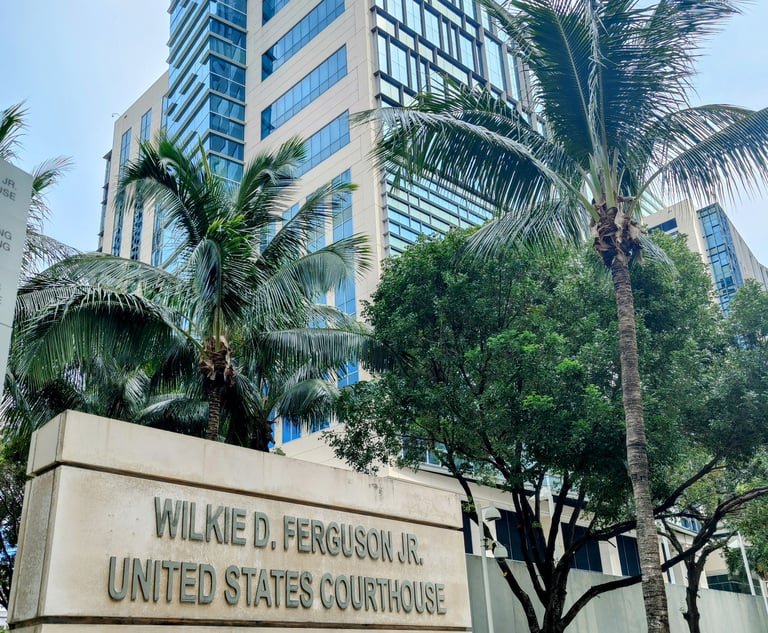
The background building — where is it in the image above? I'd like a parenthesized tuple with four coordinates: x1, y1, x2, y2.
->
(95, 0, 768, 598)
(100, 0, 535, 445)
(100, 73, 168, 264)
(645, 200, 768, 311)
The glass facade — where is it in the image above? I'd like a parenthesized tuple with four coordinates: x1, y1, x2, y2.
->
(698, 204, 745, 312)
(159, 0, 247, 268)
(263, 0, 291, 23)
(262, 0, 345, 79)
(166, 0, 247, 186)
(280, 170, 358, 445)
(332, 170, 359, 388)
(261, 47, 348, 138)
(296, 111, 351, 177)
(373, 0, 526, 254)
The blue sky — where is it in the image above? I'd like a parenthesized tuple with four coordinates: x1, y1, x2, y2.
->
(2, 1, 767, 262)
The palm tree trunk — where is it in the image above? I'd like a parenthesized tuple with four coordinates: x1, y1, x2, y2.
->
(206, 386, 222, 441)
(609, 252, 670, 633)
(200, 335, 234, 442)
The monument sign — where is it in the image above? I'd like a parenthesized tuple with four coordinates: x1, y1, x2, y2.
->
(9, 411, 473, 632)
(0, 158, 33, 401)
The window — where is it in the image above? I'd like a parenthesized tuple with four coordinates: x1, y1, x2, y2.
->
(119, 129, 132, 168)
(424, 8, 440, 45)
(263, 0, 291, 23)
(207, 133, 245, 160)
(617, 535, 641, 577)
(282, 418, 302, 443)
(210, 57, 246, 100)
(210, 18, 246, 48)
(405, 0, 422, 33)
(495, 510, 546, 563)
(388, 0, 404, 22)
(297, 112, 351, 176)
(459, 34, 475, 71)
(140, 109, 152, 142)
(338, 362, 359, 388)
(377, 34, 389, 74)
(332, 170, 353, 242)
(261, 47, 348, 138)
(209, 155, 243, 182)
(650, 218, 678, 234)
(112, 206, 124, 257)
(562, 523, 603, 572)
(262, 0, 345, 79)
(390, 43, 409, 84)
(485, 40, 506, 90)
(213, 0, 247, 27)
(335, 279, 356, 317)
(130, 201, 144, 260)
(461, 512, 474, 554)
(385, 170, 491, 253)
(506, 52, 521, 100)
(151, 203, 164, 267)
(310, 418, 330, 433)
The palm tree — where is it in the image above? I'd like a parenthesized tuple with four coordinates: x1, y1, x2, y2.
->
(11, 135, 378, 449)
(0, 103, 74, 277)
(366, 1, 768, 631)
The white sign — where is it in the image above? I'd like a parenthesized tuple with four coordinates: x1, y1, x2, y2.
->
(0, 158, 33, 400)
(9, 414, 473, 631)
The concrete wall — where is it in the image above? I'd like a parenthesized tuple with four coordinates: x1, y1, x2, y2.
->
(466, 556, 768, 633)
(10, 411, 472, 632)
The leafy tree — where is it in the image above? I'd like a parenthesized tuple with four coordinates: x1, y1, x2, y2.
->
(364, 2, 768, 628)
(9, 135, 379, 449)
(0, 432, 26, 609)
(659, 453, 768, 633)
(329, 230, 768, 632)
(726, 498, 768, 585)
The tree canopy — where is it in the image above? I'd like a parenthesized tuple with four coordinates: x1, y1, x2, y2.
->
(329, 229, 768, 633)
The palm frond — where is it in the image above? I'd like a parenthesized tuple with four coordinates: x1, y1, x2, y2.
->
(0, 103, 26, 161)
(233, 136, 306, 228)
(257, 179, 357, 275)
(467, 197, 590, 259)
(273, 378, 339, 424)
(646, 107, 768, 202)
(481, 0, 597, 160)
(367, 87, 590, 213)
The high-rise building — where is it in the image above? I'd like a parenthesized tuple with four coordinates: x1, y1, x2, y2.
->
(96, 1, 753, 593)
(100, 0, 534, 444)
(100, 73, 168, 264)
(645, 200, 768, 311)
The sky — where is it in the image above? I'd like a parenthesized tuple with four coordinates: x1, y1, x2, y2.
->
(1, 1, 767, 262)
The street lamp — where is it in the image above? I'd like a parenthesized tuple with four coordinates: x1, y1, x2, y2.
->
(479, 506, 509, 633)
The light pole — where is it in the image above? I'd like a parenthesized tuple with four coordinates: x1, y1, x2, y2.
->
(479, 506, 509, 633)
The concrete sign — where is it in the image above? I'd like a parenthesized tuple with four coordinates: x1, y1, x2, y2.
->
(9, 411, 472, 633)
(0, 158, 33, 400)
